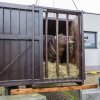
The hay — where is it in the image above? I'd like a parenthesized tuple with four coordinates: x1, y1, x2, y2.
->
(44, 62, 79, 79)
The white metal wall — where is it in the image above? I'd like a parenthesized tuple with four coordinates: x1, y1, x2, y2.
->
(83, 13, 100, 70)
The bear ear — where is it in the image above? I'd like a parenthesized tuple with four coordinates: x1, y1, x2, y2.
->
(60, 33, 63, 36)
(54, 36, 56, 39)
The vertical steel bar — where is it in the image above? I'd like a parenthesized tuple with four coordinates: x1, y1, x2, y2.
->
(66, 14, 70, 76)
(73, 15, 80, 79)
(78, 14, 83, 79)
(45, 12, 48, 78)
(73, 15, 80, 80)
(80, 12, 85, 80)
(56, 13, 59, 77)
(76, 16, 80, 69)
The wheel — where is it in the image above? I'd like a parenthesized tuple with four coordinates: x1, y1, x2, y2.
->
(76, 81, 84, 85)
(5, 86, 18, 95)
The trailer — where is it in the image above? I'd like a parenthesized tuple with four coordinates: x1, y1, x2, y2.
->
(0, 2, 85, 88)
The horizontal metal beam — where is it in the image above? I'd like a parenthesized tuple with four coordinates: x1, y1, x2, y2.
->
(0, 78, 83, 87)
(0, 35, 41, 41)
(0, 79, 32, 86)
(0, 35, 32, 40)
(0, 2, 32, 10)
(0, 2, 81, 15)
(35, 5, 81, 15)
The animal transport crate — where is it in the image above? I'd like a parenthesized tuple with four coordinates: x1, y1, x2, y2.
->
(0, 2, 85, 87)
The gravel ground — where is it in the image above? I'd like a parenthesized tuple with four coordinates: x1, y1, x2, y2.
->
(85, 73, 100, 84)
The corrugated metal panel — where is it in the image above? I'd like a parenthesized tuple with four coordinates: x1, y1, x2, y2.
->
(0, 4, 33, 83)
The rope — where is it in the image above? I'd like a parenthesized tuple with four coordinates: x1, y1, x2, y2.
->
(35, 0, 40, 5)
(71, 0, 78, 10)
(53, 0, 55, 8)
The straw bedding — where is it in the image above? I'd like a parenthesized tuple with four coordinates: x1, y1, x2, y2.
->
(43, 62, 79, 79)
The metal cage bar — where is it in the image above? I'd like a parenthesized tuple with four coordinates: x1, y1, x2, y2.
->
(45, 12, 48, 78)
(66, 14, 70, 76)
(78, 14, 82, 79)
(76, 16, 80, 69)
(56, 13, 59, 77)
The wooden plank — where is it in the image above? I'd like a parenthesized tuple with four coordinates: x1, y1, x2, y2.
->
(0, 40, 4, 80)
(11, 84, 98, 95)
(39, 9, 44, 79)
(0, 8, 3, 34)
(26, 11, 32, 35)
(10, 9, 20, 80)
(34, 8, 44, 80)
(3, 9, 11, 80)
(26, 41, 32, 79)
(19, 10, 27, 79)
(26, 11, 32, 79)
(34, 41, 40, 79)
(3, 40, 10, 80)
(0, 8, 4, 80)
(19, 41, 27, 79)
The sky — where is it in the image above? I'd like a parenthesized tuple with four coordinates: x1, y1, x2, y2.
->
(0, 0, 100, 14)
